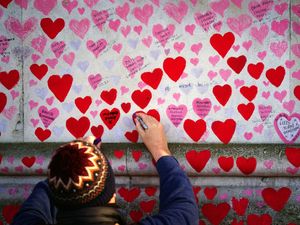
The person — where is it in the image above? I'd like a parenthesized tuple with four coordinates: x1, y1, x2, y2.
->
(12, 113, 199, 225)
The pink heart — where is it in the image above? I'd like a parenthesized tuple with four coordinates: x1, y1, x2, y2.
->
(78, 7, 85, 15)
(219, 69, 231, 81)
(113, 43, 123, 53)
(210, 0, 230, 17)
(191, 43, 202, 55)
(4, 16, 37, 40)
(35, 168, 44, 175)
(250, 24, 269, 44)
(253, 124, 264, 134)
(258, 104, 272, 121)
(84, 0, 99, 8)
(90, 110, 98, 118)
(283, 100, 295, 114)
(122, 56, 144, 78)
(1, 167, 9, 173)
(248, 0, 274, 21)
(227, 14, 252, 36)
(31, 54, 40, 62)
(209, 55, 220, 66)
(133, 4, 153, 25)
(174, 42, 185, 53)
(29, 100, 39, 110)
(63, 52, 75, 66)
(286, 167, 299, 175)
(133, 25, 142, 35)
(292, 70, 300, 80)
(10, 90, 20, 100)
(262, 91, 270, 99)
(274, 113, 300, 144)
(15, 166, 24, 172)
(120, 86, 129, 95)
(121, 25, 131, 37)
(244, 132, 253, 140)
(88, 73, 102, 90)
(38, 106, 59, 128)
(7, 156, 14, 164)
(212, 167, 221, 174)
(232, 45, 240, 52)
(194, 11, 216, 31)
(46, 96, 54, 105)
(116, 2, 130, 21)
(192, 98, 211, 119)
(274, 90, 287, 103)
(173, 93, 181, 101)
(292, 44, 300, 58)
(1, 56, 9, 63)
(257, 51, 267, 60)
(15, 0, 28, 9)
(138, 162, 148, 170)
(166, 104, 187, 127)
(242, 40, 252, 51)
(285, 60, 295, 69)
(109, 19, 121, 32)
(270, 41, 288, 58)
(164, 1, 188, 24)
(213, 21, 222, 32)
(292, 21, 300, 35)
(271, 19, 289, 36)
(185, 24, 195, 35)
(91, 10, 109, 31)
(30, 118, 39, 127)
(31, 35, 47, 54)
(275, 3, 288, 15)
(0, 36, 9, 55)
(138, 81, 147, 89)
(37, 156, 46, 166)
(213, 105, 221, 112)
(69, 18, 90, 39)
(86, 39, 107, 58)
(157, 98, 165, 105)
(51, 41, 66, 58)
(190, 58, 199, 66)
(62, 0, 78, 14)
(142, 36, 152, 48)
(207, 71, 217, 80)
(292, 3, 300, 18)
(45, 58, 58, 69)
(231, 0, 243, 8)
(152, 24, 175, 47)
(234, 79, 244, 88)
(34, 0, 57, 15)
(3, 106, 17, 120)
(118, 165, 126, 172)
(29, 79, 37, 87)
(263, 160, 273, 169)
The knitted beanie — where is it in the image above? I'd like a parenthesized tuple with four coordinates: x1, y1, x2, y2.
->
(47, 140, 115, 209)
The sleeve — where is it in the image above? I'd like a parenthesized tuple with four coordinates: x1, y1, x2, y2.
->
(11, 180, 57, 225)
(139, 156, 199, 225)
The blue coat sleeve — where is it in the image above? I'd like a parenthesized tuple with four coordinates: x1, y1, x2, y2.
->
(139, 156, 199, 225)
(11, 180, 57, 225)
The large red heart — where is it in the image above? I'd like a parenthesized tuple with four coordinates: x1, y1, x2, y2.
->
(210, 32, 235, 58)
(2, 205, 21, 224)
(262, 187, 291, 212)
(0, 92, 7, 113)
(47, 74, 73, 102)
(247, 62, 264, 80)
(100, 108, 120, 130)
(236, 156, 256, 175)
(0, 0, 13, 8)
(66, 116, 90, 138)
(213, 84, 232, 106)
(30, 64, 48, 80)
(204, 187, 217, 200)
(21, 156, 36, 168)
(185, 149, 210, 173)
(118, 187, 141, 202)
(163, 56, 186, 82)
(266, 66, 285, 87)
(125, 130, 139, 143)
(240, 85, 258, 101)
(232, 197, 249, 216)
(183, 119, 206, 142)
(0, 70, 20, 90)
(227, 55, 247, 74)
(131, 89, 152, 109)
(140, 199, 156, 213)
(218, 156, 234, 172)
(211, 119, 236, 144)
(141, 68, 163, 89)
(202, 202, 230, 225)
(35, 127, 51, 141)
(294, 85, 300, 101)
(40, 18, 65, 39)
(91, 125, 104, 138)
(237, 103, 255, 121)
(247, 214, 272, 225)
(100, 88, 117, 105)
(285, 147, 300, 167)
(75, 96, 92, 114)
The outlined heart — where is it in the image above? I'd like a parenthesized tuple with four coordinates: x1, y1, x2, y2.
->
(211, 119, 236, 144)
(30, 64, 48, 80)
(66, 116, 90, 138)
(0, 70, 20, 90)
(47, 74, 73, 102)
(183, 119, 206, 142)
(40, 18, 65, 39)
(131, 89, 152, 109)
(262, 187, 291, 212)
(100, 88, 117, 105)
(274, 113, 300, 144)
(213, 84, 232, 106)
(163, 56, 186, 82)
(141, 68, 163, 89)
(210, 32, 235, 58)
(186, 149, 211, 173)
(100, 108, 120, 130)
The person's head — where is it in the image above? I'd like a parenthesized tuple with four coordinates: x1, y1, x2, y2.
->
(47, 139, 116, 209)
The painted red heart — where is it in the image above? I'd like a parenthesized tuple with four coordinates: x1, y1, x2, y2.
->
(163, 56, 186, 82)
(145, 187, 157, 197)
(186, 149, 211, 173)
(66, 116, 90, 138)
(204, 187, 217, 200)
(262, 187, 291, 212)
(285, 147, 300, 167)
(30, 64, 48, 80)
(75, 96, 92, 114)
(236, 156, 256, 175)
(2, 204, 21, 224)
(91, 125, 104, 138)
(131, 89, 152, 109)
(247, 213, 272, 225)
(47, 74, 73, 102)
(40, 18, 65, 39)
(0, 92, 7, 113)
(211, 119, 236, 144)
(294, 85, 300, 101)
(35, 127, 51, 141)
(232, 197, 249, 216)
(218, 156, 234, 172)
(141, 68, 163, 89)
(247, 62, 264, 80)
(210, 32, 235, 58)
(100, 88, 117, 105)
(202, 202, 230, 225)
(183, 119, 206, 142)
(132, 150, 142, 162)
(114, 150, 124, 159)
(129, 210, 143, 222)
(231, 219, 244, 225)
(125, 130, 139, 143)
(213, 84, 232, 106)
(147, 109, 160, 121)
(240, 85, 258, 101)
(237, 103, 255, 121)
(0, 0, 13, 8)
(0, 70, 20, 90)
(118, 187, 141, 202)
(266, 66, 285, 87)
(21, 156, 36, 168)
(100, 108, 120, 130)
(121, 102, 131, 113)
(227, 55, 247, 74)
(140, 199, 156, 213)
(0, 154, 2, 164)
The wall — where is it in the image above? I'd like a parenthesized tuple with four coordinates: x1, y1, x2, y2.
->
(0, 0, 300, 224)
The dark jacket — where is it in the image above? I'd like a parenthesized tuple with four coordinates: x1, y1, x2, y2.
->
(12, 156, 199, 225)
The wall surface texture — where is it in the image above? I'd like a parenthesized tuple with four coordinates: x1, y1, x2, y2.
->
(0, 0, 300, 224)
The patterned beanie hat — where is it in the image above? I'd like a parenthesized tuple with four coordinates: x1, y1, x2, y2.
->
(47, 140, 115, 208)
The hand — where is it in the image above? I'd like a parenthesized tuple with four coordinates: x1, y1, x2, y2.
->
(135, 113, 171, 161)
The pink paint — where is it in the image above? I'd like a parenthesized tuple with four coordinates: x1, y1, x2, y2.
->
(10, 90, 20, 100)
(274, 113, 300, 144)
(62, 0, 78, 14)
(84, 0, 99, 8)
(242, 40, 252, 51)
(293, 22, 300, 36)
(213, 105, 221, 113)
(29, 100, 38, 110)
(63, 52, 75, 66)
(109, 19, 121, 32)
(292, 44, 300, 58)
(219, 69, 232, 81)
(190, 43, 202, 55)
(4, 16, 37, 40)
(36, 156, 45, 165)
(31, 35, 47, 54)
(232, 45, 240, 52)
(7, 156, 14, 164)
(86, 39, 107, 58)
(274, 3, 288, 15)
(91, 10, 109, 31)
(207, 70, 217, 80)
(234, 79, 244, 89)
(118, 165, 126, 172)
(271, 19, 289, 36)
(122, 56, 144, 78)
(286, 167, 299, 175)
(164, 1, 188, 24)
(29, 80, 37, 87)
(138, 162, 148, 170)
(192, 98, 211, 118)
(3, 106, 17, 120)
(0, 36, 9, 55)
(31, 54, 40, 62)
(227, 14, 252, 36)
(88, 73, 102, 90)
(185, 24, 195, 35)
(112, 43, 123, 53)
(258, 104, 272, 122)
(292, 70, 300, 80)
(250, 24, 269, 44)
(51, 41, 66, 58)
(173, 93, 181, 101)
(1, 56, 9, 63)
(194, 11, 216, 31)
(174, 42, 185, 53)
(257, 51, 267, 60)
(138, 81, 147, 89)
(166, 104, 187, 127)
(15, 166, 24, 172)
(283, 100, 295, 114)
(244, 132, 253, 140)
(263, 160, 273, 169)
(38, 106, 59, 128)
(34, 0, 57, 15)
(116, 2, 130, 21)
(121, 25, 131, 37)
(210, 0, 230, 17)
(274, 90, 287, 103)
(45, 58, 58, 69)
(292, 4, 300, 18)
(253, 124, 264, 134)
(212, 167, 221, 174)
(157, 98, 165, 105)
(152, 24, 175, 47)
(120, 86, 129, 95)
(142, 36, 152, 48)
(133, 4, 153, 25)
(133, 25, 142, 35)
(190, 58, 199, 66)
(270, 40, 288, 58)
(285, 60, 295, 69)
(248, 0, 274, 21)
(231, 0, 243, 8)
(90, 110, 98, 118)
(69, 18, 90, 39)
(208, 55, 220, 67)
(30, 118, 39, 127)
(262, 91, 270, 99)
